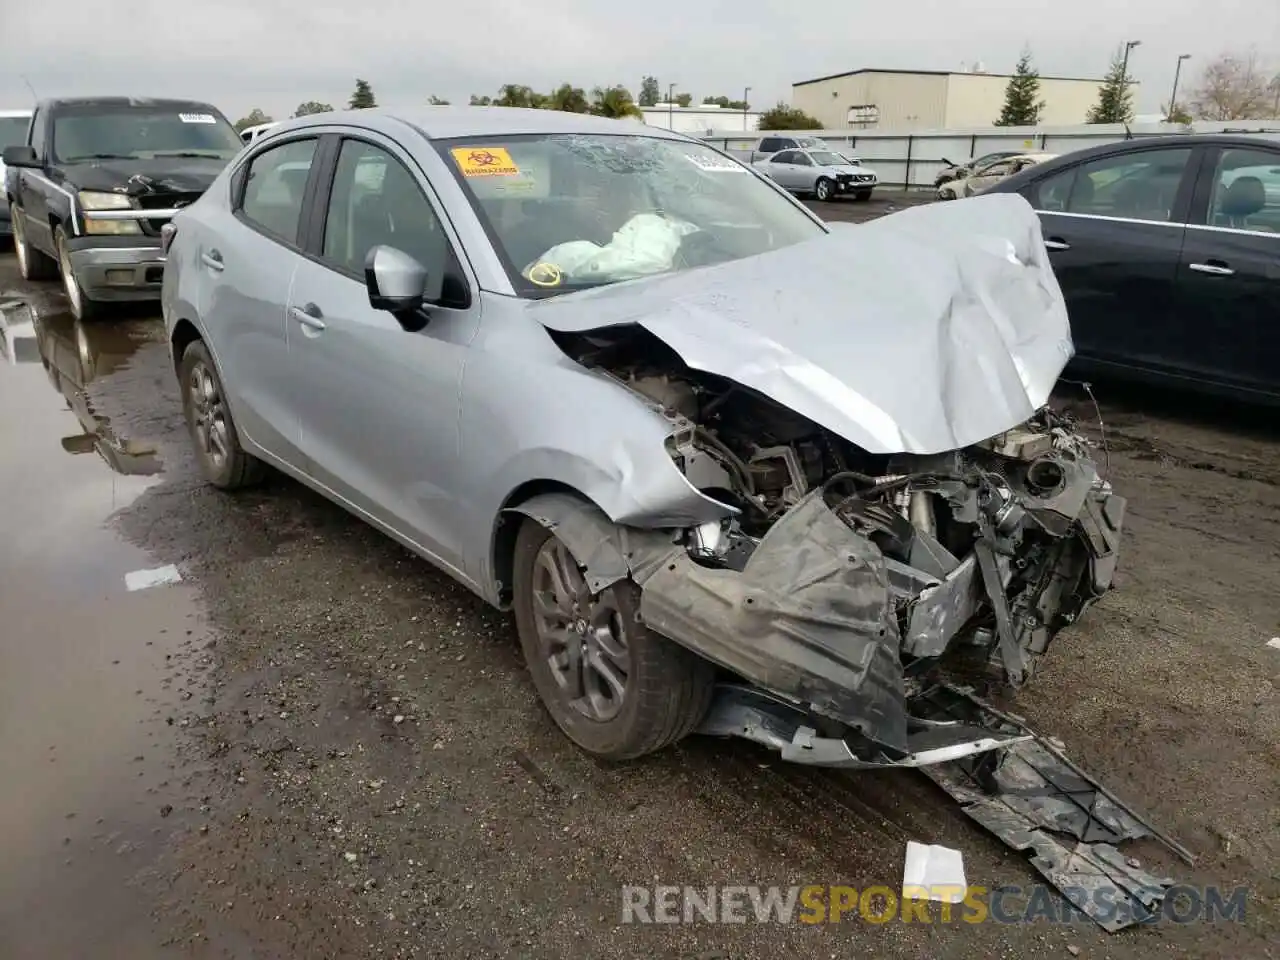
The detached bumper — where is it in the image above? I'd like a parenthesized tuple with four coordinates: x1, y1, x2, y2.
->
(66, 236, 166, 302)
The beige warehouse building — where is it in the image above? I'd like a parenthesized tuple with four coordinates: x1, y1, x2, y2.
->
(792, 67, 1114, 130)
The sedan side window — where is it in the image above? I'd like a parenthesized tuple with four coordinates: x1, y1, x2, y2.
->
(794, 153, 814, 167)
(239, 138, 318, 244)
(1204, 147, 1280, 233)
(321, 139, 450, 280)
(772, 150, 795, 164)
(1041, 148, 1192, 223)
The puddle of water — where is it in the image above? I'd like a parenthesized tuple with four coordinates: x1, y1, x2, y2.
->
(0, 291, 198, 958)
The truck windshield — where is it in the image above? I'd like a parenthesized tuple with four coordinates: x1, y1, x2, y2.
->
(0, 116, 29, 150)
(437, 133, 826, 298)
(51, 106, 242, 163)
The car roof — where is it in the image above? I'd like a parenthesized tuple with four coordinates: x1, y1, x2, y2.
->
(273, 106, 690, 143)
(0, 108, 33, 118)
(38, 96, 222, 112)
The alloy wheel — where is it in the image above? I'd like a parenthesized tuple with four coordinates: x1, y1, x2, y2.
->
(529, 536, 632, 722)
(56, 232, 83, 317)
(188, 360, 229, 471)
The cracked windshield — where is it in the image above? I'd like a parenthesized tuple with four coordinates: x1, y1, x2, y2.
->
(440, 134, 824, 293)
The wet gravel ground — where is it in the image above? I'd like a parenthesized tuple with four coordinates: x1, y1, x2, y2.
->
(1, 199, 1277, 959)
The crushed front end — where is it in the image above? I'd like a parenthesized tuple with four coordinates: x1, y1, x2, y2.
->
(540, 327, 1125, 768)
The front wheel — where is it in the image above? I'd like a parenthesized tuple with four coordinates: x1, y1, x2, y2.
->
(512, 517, 715, 760)
(55, 226, 103, 321)
(813, 177, 835, 202)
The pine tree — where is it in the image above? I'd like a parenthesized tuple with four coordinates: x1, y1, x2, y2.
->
(638, 76, 661, 108)
(348, 79, 377, 110)
(995, 51, 1045, 126)
(1086, 49, 1136, 124)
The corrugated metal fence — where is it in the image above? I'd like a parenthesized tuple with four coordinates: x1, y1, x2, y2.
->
(700, 120, 1280, 189)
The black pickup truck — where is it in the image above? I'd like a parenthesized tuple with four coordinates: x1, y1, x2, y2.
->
(3, 97, 243, 320)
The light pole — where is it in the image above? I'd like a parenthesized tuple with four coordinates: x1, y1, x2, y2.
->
(1120, 39, 1141, 86)
(667, 82, 676, 130)
(743, 86, 751, 131)
(1168, 54, 1190, 121)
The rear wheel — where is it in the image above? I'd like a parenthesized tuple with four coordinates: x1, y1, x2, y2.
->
(512, 517, 715, 760)
(814, 177, 835, 202)
(179, 339, 265, 489)
(11, 206, 58, 281)
(55, 226, 103, 321)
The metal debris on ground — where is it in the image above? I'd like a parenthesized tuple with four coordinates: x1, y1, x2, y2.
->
(912, 684, 1193, 932)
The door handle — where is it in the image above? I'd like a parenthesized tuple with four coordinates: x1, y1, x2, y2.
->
(1044, 238, 1070, 251)
(201, 250, 224, 271)
(1188, 262, 1234, 277)
(289, 304, 326, 331)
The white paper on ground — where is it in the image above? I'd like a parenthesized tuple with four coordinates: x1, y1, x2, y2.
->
(1267, 637, 1280, 650)
(902, 840, 967, 903)
(125, 564, 183, 591)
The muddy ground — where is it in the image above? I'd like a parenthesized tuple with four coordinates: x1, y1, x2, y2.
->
(1, 194, 1277, 959)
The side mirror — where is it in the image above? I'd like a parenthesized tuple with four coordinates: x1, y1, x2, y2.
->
(2, 145, 39, 168)
(365, 245, 428, 331)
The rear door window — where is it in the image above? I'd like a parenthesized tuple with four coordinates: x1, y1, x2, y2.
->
(1204, 147, 1280, 233)
(238, 138, 319, 245)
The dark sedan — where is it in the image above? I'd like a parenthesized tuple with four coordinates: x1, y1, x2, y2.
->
(983, 134, 1280, 402)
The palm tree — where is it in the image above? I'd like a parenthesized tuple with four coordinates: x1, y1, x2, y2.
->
(589, 86, 643, 119)
(548, 83, 590, 114)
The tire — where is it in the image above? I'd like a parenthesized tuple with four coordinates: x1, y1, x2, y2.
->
(512, 517, 715, 760)
(10, 205, 58, 281)
(178, 339, 266, 489)
(813, 177, 835, 202)
(54, 226, 103, 321)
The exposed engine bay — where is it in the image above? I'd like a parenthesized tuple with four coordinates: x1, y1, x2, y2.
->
(546, 326, 1126, 763)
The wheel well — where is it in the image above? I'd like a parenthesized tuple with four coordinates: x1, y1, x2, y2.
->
(170, 319, 203, 372)
(490, 479, 590, 606)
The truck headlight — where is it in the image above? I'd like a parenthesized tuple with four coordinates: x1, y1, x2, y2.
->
(79, 191, 142, 234)
(78, 190, 134, 210)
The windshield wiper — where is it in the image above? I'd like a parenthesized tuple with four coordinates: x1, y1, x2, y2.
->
(150, 151, 227, 159)
(62, 153, 135, 161)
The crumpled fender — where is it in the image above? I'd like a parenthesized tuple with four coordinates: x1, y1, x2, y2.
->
(507, 490, 909, 753)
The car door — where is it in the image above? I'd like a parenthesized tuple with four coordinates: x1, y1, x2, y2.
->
(286, 132, 479, 577)
(15, 107, 58, 258)
(791, 151, 817, 190)
(765, 150, 798, 188)
(1174, 143, 1280, 395)
(1020, 143, 1199, 373)
(211, 135, 322, 463)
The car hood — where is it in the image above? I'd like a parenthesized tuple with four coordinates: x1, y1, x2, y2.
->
(528, 193, 1073, 455)
(59, 155, 228, 196)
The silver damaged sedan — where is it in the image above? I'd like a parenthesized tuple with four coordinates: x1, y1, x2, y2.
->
(161, 107, 1126, 769)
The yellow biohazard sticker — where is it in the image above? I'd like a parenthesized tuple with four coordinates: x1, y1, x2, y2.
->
(527, 262, 563, 287)
(451, 147, 520, 177)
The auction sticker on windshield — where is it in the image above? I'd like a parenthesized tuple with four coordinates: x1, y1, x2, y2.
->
(682, 150, 747, 173)
(179, 113, 217, 124)
(451, 147, 520, 177)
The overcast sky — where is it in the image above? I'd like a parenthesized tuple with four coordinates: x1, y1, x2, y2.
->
(4, 0, 1277, 123)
